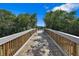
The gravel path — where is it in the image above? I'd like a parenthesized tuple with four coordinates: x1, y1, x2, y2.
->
(16, 30, 65, 56)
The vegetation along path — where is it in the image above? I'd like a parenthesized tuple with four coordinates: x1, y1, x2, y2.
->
(15, 30, 65, 56)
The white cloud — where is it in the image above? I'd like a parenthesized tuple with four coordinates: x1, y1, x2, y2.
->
(52, 3, 79, 12)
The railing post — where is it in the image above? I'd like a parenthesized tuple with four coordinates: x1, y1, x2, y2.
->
(76, 44, 79, 56)
(0, 45, 4, 56)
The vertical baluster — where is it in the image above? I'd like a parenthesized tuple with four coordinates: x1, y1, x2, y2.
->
(0, 45, 4, 56)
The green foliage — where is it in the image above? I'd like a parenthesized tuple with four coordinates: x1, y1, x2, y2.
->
(44, 10, 79, 36)
(0, 9, 37, 37)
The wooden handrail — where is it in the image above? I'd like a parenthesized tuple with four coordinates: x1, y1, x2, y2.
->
(0, 29, 36, 56)
(0, 29, 35, 45)
(45, 29, 79, 56)
(46, 29, 79, 44)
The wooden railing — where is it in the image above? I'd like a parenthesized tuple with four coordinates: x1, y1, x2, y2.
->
(45, 29, 79, 56)
(0, 29, 36, 56)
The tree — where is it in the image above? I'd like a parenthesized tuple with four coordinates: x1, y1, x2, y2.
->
(15, 13, 37, 32)
(44, 10, 79, 36)
(30, 14, 37, 28)
(0, 9, 37, 37)
(0, 9, 16, 37)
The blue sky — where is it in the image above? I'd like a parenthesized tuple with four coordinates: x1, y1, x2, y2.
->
(0, 3, 79, 26)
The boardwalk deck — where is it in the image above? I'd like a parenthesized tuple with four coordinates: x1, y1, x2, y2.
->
(15, 30, 65, 56)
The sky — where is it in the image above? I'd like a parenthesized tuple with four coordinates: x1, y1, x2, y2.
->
(0, 3, 79, 26)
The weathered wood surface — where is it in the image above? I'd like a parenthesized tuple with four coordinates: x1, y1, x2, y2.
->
(45, 29, 79, 56)
(16, 30, 65, 56)
(46, 29, 79, 44)
(0, 29, 36, 56)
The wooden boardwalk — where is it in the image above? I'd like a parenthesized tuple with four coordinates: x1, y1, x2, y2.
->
(15, 30, 65, 56)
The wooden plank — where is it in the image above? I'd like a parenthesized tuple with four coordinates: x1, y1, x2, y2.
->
(45, 29, 77, 56)
(0, 45, 4, 56)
